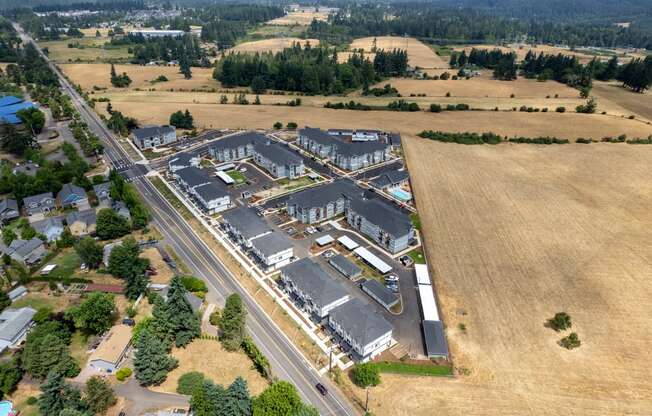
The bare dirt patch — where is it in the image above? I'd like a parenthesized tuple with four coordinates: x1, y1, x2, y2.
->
(142, 247, 175, 284)
(229, 37, 319, 54)
(60, 63, 219, 91)
(150, 339, 268, 395)
(376, 136, 652, 416)
(268, 10, 330, 26)
(349, 36, 447, 68)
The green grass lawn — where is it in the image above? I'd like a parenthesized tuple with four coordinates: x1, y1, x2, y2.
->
(200, 159, 214, 168)
(407, 248, 426, 264)
(277, 176, 315, 191)
(227, 170, 247, 184)
(373, 361, 452, 377)
(69, 331, 93, 367)
(45, 250, 81, 281)
(410, 213, 421, 231)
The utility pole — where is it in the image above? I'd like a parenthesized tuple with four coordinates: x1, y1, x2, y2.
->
(328, 346, 333, 374)
(365, 387, 370, 412)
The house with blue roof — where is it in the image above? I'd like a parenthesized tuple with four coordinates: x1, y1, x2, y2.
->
(57, 183, 89, 209)
(0, 96, 36, 125)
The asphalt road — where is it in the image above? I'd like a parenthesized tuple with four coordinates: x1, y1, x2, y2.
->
(14, 24, 358, 416)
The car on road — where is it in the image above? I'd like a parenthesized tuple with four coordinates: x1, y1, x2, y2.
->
(239, 167, 247, 172)
(315, 383, 328, 396)
(385, 274, 399, 282)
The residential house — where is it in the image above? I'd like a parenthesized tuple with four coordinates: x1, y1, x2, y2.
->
(66, 209, 97, 236)
(1, 238, 46, 265)
(58, 183, 89, 209)
(0, 307, 36, 352)
(252, 141, 305, 179)
(328, 298, 393, 362)
(0, 199, 19, 224)
(208, 131, 266, 162)
(12, 162, 39, 177)
(279, 258, 350, 319)
(88, 324, 132, 373)
(221, 206, 271, 248)
(23, 192, 56, 220)
(168, 152, 200, 172)
(369, 169, 409, 190)
(131, 125, 177, 150)
(346, 198, 414, 254)
(7, 285, 27, 302)
(93, 182, 112, 208)
(250, 232, 293, 269)
(286, 179, 362, 224)
(32, 217, 64, 242)
(112, 201, 131, 220)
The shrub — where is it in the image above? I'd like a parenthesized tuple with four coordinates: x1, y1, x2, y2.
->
(177, 371, 205, 394)
(429, 104, 442, 113)
(209, 309, 221, 326)
(576, 138, 592, 144)
(559, 332, 581, 349)
(352, 363, 381, 388)
(273, 121, 282, 129)
(116, 367, 132, 381)
(242, 336, 271, 380)
(555, 106, 566, 113)
(180, 276, 207, 293)
(286, 122, 298, 130)
(454, 103, 469, 111)
(548, 312, 572, 331)
(26, 396, 38, 405)
(575, 98, 597, 114)
(445, 91, 451, 97)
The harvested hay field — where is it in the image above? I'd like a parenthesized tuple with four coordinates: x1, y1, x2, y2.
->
(375, 136, 652, 416)
(150, 339, 268, 395)
(104, 100, 652, 139)
(349, 36, 447, 68)
(60, 63, 219, 91)
(592, 81, 652, 122)
(368, 73, 578, 98)
(268, 10, 330, 26)
(40, 36, 131, 62)
(230, 37, 319, 54)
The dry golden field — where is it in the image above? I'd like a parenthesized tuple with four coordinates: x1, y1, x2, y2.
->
(592, 81, 652, 121)
(60, 63, 219, 91)
(349, 36, 448, 68)
(150, 339, 268, 395)
(229, 37, 319, 54)
(267, 10, 330, 26)
(352, 136, 652, 416)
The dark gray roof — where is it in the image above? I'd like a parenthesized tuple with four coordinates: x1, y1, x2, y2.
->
(251, 232, 293, 257)
(423, 320, 449, 358)
(327, 128, 353, 135)
(176, 166, 211, 188)
(329, 298, 393, 345)
(59, 183, 87, 201)
(66, 209, 97, 226)
(8, 238, 44, 257)
(361, 279, 399, 307)
(300, 127, 335, 146)
(169, 151, 196, 167)
(0, 198, 18, 213)
(335, 141, 388, 157)
(281, 258, 349, 309)
(222, 206, 271, 241)
(8, 285, 27, 300)
(348, 198, 412, 237)
(369, 170, 409, 189)
(0, 307, 36, 342)
(286, 179, 362, 210)
(194, 181, 228, 202)
(32, 217, 64, 234)
(210, 131, 266, 151)
(388, 133, 401, 146)
(23, 192, 54, 208)
(133, 125, 174, 140)
(93, 182, 111, 198)
(329, 254, 362, 278)
(253, 141, 303, 166)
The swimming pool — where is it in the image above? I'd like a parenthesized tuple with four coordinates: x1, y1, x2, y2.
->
(391, 188, 412, 202)
(0, 400, 14, 416)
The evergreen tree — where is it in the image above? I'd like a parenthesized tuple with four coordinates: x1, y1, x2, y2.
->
(38, 372, 87, 416)
(23, 333, 80, 380)
(84, 376, 117, 415)
(219, 294, 247, 351)
(163, 276, 201, 347)
(108, 237, 149, 300)
(96, 208, 131, 240)
(224, 376, 252, 416)
(134, 329, 178, 386)
(0, 290, 10, 313)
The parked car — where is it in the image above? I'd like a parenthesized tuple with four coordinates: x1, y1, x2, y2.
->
(322, 250, 335, 259)
(385, 274, 399, 282)
(305, 226, 317, 234)
(315, 383, 328, 396)
(239, 167, 247, 172)
(399, 255, 414, 267)
(122, 318, 135, 326)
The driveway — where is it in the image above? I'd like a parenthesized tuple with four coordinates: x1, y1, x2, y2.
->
(114, 378, 189, 415)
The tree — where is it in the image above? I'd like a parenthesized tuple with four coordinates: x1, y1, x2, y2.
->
(96, 208, 131, 240)
(251, 76, 266, 94)
(75, 237, 103, 269)
(17, 107, 46, 135)
(576, 97, 597, 114)
(2, 228, 15, 246)
(273, 121, 282, 129)
(559, 332, 581, 349)
(108, 237, 149, 300)
(84, 376, 117, 415)
(177, 371, 205, 395)
(23, 333, 80, 380)
(162, 276, 201, 347)
(352, 363, 381, 387)
(224, 376, 252, 416)
(0, 123, 37, 156)
(286, 122, 297, 130)
(57, 228, 75, 249)
(0, 290, 10, 313)
(220, 294, 247, 351)
(190, 380, 224, 416)
(169, 110, 194, 129)
(68, 292, 115, 335)
(38, 371, 87, 416)
(548, 312, 572, 331)
(110, 64, 132, 88)
(0, 359, 23, 399)
(253, 381, 302, 416)
(133, 329, 178, 386)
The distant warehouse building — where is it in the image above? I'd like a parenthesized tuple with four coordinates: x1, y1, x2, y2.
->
(128, 29, 186, 39)
(0, 96, 36, 125)
(132, 125, 177, 149)
(328, 298, 393, 362)
(280, 258, 350, 319)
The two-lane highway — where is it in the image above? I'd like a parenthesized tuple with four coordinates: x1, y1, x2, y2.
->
(13, 23, 357, 416)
